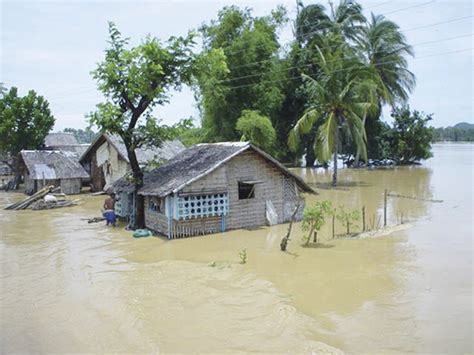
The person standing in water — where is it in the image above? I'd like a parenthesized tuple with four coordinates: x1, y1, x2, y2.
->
(103, 194, 117, 227)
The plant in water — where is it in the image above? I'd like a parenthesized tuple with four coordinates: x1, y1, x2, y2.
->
(336, 206, 361, 235)
(239, 249, 247, 264)
(301, 200, 333, 245)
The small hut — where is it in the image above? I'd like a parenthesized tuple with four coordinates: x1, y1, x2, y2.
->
(79, 133, 185, 192)
(0, 160, 15, 189)
(42, 132, 90, 157)
(114, 142, 314, 238)
(19, 150, 89, 194)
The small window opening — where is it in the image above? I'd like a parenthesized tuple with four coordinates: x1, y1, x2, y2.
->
(238, 182, 255, 200)
(149, 197, 163, 213)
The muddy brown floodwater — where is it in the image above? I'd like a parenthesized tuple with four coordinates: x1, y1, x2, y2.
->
(1, 143, 472, 353)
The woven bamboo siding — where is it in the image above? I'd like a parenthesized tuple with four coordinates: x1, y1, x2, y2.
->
(225, 150, 285, 229)
(181, 150, 294, 231)
(144, 197, 168, 235)
(59, 178, 82, 194)
(181, 165, 227, 194)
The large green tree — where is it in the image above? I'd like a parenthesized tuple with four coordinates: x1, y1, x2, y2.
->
(0, 87, 55, 157)
(388, 106, 433, 164)
(288, 42, 378, 186)
(194, 6, 287, 142)
(89, 22, 194, 228)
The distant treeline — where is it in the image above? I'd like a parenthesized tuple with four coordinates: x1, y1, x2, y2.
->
(433, 122, 474, 142)
(63, 127, 98, 144)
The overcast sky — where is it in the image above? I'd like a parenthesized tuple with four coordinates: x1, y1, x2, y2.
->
(1, 0, 472, 131)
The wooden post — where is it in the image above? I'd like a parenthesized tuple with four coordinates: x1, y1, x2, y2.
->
(384, 189, 388, 227)
(362, 206, 366, 231)
(332, 210, 335, 239)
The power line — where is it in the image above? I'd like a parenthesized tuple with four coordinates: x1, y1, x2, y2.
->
(225, 14, 473, 72)
(220, 47, 472, 91)
(216, 33, 473, 85)
(382, 1, 435, 16)
(217, 1, 438, 57)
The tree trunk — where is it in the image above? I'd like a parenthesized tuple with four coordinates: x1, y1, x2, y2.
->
(305, 148, 316, 168)
(125, 138, 145, 229)
(332, 123, 339, 187)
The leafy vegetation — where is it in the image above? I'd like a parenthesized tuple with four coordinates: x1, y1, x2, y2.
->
(193, 6, 287, 143)
(236, 110, 276, 153)
(89, 22, 194, 228)
(386, 106, 434, 164)
(0, 87, 55, 157)
(301, 200, 333, 245)
(336, 206, 361, 235)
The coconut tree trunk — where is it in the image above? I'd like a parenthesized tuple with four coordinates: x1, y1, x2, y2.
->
(332, 126, 338, 187)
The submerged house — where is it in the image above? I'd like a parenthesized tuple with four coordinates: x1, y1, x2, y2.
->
(0, 160, 14, 189)
(42, 132, 90, 157)
(114, 142, 314, 238)
(18, 150, 89, 194)
(79, 133, 185, 192)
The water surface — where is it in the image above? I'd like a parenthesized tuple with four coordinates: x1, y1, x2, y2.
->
(1, 143, 472, 353)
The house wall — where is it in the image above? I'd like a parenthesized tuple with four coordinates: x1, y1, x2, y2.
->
(177, 150, 303, 232)
(224, 150, 286, 229)
(90, 153, 105, 191)
(144, 196, 169, 235)
(90, 141, 129, 191)
(35, 178, 60, 192)
(60, 178, 82, 194)
(101, 142, 129, 189)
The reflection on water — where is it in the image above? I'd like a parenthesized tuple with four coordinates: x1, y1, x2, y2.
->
(0, 144, 472, 353)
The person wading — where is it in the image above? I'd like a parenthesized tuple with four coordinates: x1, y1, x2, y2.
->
(103, 194, 117, 227)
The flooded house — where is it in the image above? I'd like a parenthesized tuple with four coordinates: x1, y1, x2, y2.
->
(114, 142, 314, 238)
(0, 160, 15, 189)
(79, 133, 185, 192)
(18, 150, 90, 194)
(42, 132, 90, 157)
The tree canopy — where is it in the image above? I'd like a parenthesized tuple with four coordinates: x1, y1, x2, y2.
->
(90, 22, 195, 227)
(0, 87, 55, 157)
(194, 6, 287, 142)
(236, 110, 276, 152)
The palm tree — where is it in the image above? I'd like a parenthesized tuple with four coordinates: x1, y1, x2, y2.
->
(288, 44, 378, 186)
(290, 0, 367, 167)
(355, 13, 416, 159)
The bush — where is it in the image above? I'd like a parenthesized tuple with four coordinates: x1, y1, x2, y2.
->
(388, 106, 434, 164)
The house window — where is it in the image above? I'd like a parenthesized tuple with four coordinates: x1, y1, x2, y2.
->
(238, 182, 255, 200)
(175, 193, 229, 220)
(148, 197, 163, 213)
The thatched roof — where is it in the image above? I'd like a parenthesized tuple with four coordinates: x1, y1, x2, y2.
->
(114, 142, 314, 196)
(44, 132, 78, 147)
(79, 133, 185, 166)
(20, 150, 89, 180)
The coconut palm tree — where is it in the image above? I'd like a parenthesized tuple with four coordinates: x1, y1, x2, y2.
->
(289, 0, 367, 167)
(288, 44, 379, 186)
(355, 13, 416, 159)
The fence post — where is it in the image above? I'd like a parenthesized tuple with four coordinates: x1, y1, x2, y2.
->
(362, 206, 366, 231)
(332, 210, 336, 239)
(384, 189, 388, 226)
